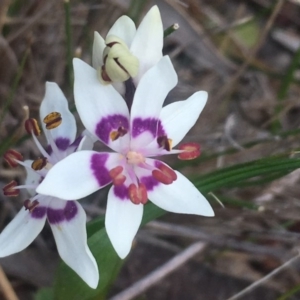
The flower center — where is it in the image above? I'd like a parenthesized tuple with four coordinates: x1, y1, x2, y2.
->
(126, 151, 145, 165)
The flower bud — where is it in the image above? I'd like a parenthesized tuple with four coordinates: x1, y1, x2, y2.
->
(99, 35, 139, 84)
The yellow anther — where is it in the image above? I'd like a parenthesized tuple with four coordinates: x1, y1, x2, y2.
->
(31, 157, 48, 171)
(43, 112, 62, 130)
(110, 131, 119, 141)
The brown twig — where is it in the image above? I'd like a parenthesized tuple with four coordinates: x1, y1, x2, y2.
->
(0, 265, 19, 300)
(227, 251, 300, 300)
(109, 241, 206, 300)
(214, 0, 285, 101)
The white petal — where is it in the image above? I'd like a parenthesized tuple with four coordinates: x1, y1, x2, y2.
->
(36, 151, 119, 200)
(40, 82, 77, 148)
(48, 200, 99, 289)
(148, 170, 214, 216)
(107, 16, 136, 47)
(131, 6, 163, 83)
(105, 187, 143, 259)
(92, 32, 105, 70)
(73, 58, 130, 152)
(130, 56, 177, 149)
(160, 91, 208, 147)
(76, 130, 96, 151)
(0, 206, 46, 257)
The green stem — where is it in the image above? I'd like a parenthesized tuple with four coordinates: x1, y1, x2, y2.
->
(0, 48, 29, 127)
(164, 23, 179, 38)
(64, 0, 73, 88)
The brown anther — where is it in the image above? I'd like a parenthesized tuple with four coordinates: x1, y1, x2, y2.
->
(178, 143, 201, 160)
(24, 199, 39, 212)
(157, 136, 172, 151)
(25, 118, 41, 136)
(31, 157, 48, 171)
(128, 183, 148, 205)
(152, 163, 177, 185)
(3, 149, 23, 167)
(110, 126, 128, 141)
(43, 112, 62, 130)
(3, 180, 19, 197)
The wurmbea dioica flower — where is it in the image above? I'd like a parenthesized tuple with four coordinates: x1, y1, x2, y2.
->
(1, 82, 99, 289)
(92, 5, 163, 85)
(37, 56, 215, 259)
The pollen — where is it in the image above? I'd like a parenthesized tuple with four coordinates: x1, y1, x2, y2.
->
(109, 166, 126, 186)
(157, 136, 172, 151)
(128, 183, 148, 205)
(3, 149, 23, 168)
(25, 118, 41, 136)
(24, 199, 39, 212)
(43, 112, 62, 130)
(110, 126, 128, 141)
(178, 143, 200, 160)
(152, 163, 177, 185)
(31, 157, 48, 171)
(3, 180, 19, 197)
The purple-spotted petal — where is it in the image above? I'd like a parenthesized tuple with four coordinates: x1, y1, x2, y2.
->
(0, 205, 47, 257)
(160, 91, 208, 147)
(105, 187, 143, 259)
(48, 199, 99, 289)
(106, 16, 136, 47)
(73, 58, 130, 152)
(148, 169, 214, 217)
(130, 6, 163, 84)
(92, 32, 105, 70)
(130, 56, 177, 149)
(36, 151, 119, 200)
(40, 82, 76, 149)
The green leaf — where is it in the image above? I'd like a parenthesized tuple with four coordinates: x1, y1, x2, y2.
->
(53, 154, 300, 299)
(34, 288, 54, 300)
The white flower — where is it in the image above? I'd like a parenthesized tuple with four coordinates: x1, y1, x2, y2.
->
(37, 57, 214, 259)
(92, 5, 163, 85)
(1, 82, 98, 289)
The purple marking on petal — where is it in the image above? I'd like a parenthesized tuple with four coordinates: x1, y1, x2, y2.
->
(140, 176, 159, 191)
(31, 206, 47, 219)
(55, 138, 70, 151)
(47, 201, 78, 224)
(113, 184, 129, 200)
(132, 118, 165, 138)
(70, 135, 82, 149)
(91, 153, 112, 186)
(95, 114, 129, 144)
(47, 137, 70, 154)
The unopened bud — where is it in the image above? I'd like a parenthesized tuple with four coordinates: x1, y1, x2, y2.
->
(100, 35, 139, 83)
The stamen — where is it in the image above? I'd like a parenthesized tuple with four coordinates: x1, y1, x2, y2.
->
(178, 143, 200, 160)
(152, 163, 177, 185)
(23, 199, 39, 212)
(157, 136, 172, 151)
(43, 112, 62, 130)
(25, 118, 41, 136)
(110, 126, 128, 141)
(3, 180, 19, 197)
(128, 183, 148, 205)
(109, 166, 126, 186)
(31, 157, 48, 171)
(3, 149, 23, 167)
